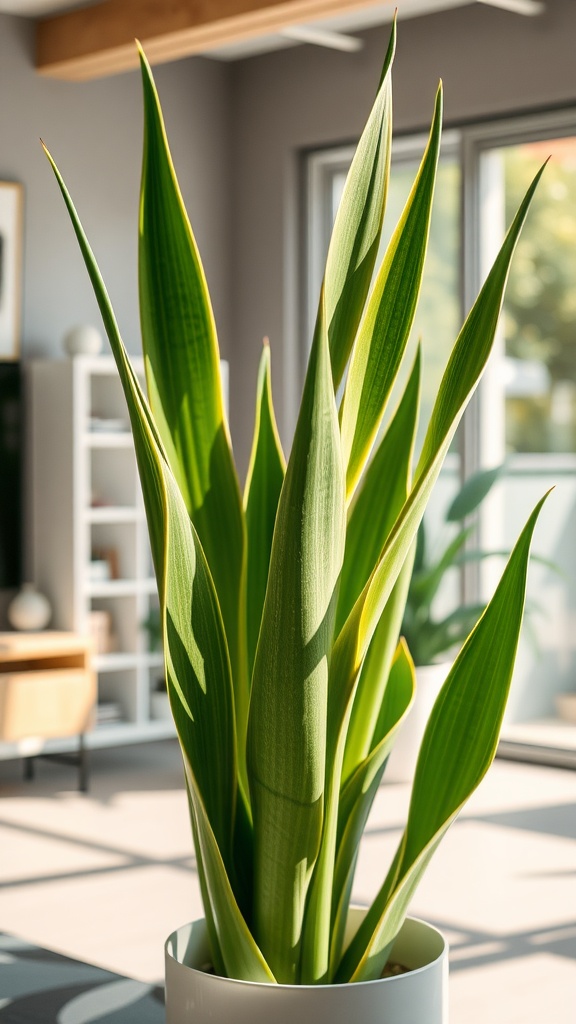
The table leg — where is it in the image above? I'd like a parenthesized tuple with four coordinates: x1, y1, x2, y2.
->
(78, 734, 89, 793)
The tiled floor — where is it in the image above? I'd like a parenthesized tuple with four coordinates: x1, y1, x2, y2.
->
(0, 741, 574, 1022)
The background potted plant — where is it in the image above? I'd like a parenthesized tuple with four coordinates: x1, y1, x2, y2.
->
(391, 464, 555, 783)
(387, 464, 504, 782)
(44, 22, 549, 1024)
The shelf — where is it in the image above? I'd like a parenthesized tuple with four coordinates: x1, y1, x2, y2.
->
(84, 355, 144, 378)
(94, 652, 140, 672)
(95, 652, 163, 672)
(86, 506, 142, 524)
(86, 578, 157, 597)
(84, 432, 133, 448)
(144, 652, 164, 667)
(28, 356, 161, 760)
(0, 720, 176, 760)
(92, 720, 176, 743)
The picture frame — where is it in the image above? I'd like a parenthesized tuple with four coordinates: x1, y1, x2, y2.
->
(0, 182, 23, 360)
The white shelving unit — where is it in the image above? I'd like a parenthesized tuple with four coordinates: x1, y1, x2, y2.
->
(28, 355, 172, 751)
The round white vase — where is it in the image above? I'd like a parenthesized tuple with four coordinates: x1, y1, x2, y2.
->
(385, 662, 452, 784)
(7, 583, 52, 631)
(63, 324, 103, 357)
(165, 909, 448, 1024)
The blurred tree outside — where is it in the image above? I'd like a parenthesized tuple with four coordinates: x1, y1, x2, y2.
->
(503, 138, 576, 454)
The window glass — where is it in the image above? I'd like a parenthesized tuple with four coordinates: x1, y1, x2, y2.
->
(500, 138, 576, 454)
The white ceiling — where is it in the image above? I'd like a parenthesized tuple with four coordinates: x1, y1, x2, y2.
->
(211, 0, 475, 60)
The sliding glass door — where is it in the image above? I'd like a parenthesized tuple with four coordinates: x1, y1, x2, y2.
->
(306, 110, 576, 763)
(469, 122, 576, 752)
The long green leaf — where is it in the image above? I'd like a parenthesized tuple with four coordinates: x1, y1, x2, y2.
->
(138, 47, 249, 759)
(300, 561, 415, 983)
(247, 292, 346, 983)
(340, 85, 442, 498)
(336, 491, 550, 982)
(337, 347, 421, 634)
(322, 22, 395, 388)
(300, 354, 419, 983)
(162, 469, 237, 871)
(339, 349, 421, 780)
(328, 641, 415, 977)
(244, 342, 286, 681)
(342, 558, 415, 783)
(315, 167, 543, 978)
(44, 145, 272, 983)
(331, 164, 545, 735)
(184, 759, 274, 982)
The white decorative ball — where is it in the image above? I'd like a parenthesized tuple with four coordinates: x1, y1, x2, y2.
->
(8, 583, 52, 632)
(63, 324, 103, 357)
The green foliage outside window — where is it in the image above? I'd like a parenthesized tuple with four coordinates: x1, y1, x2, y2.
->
(503, 139, 576, 454)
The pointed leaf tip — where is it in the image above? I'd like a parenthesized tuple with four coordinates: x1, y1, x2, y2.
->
(378, 13, 396, 90)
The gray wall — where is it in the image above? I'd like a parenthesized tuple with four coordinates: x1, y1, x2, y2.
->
(228, 0, 576, 474)
(3, 1, 575, 494)
(0, 13, 232, 360)
(1, 2, 573, 712)
(0, 13, 232, 622)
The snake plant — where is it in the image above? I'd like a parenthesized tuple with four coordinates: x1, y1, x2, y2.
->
(45, 24, 548, 986)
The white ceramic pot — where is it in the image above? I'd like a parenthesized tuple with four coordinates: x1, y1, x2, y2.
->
(385, 662, 452, 784)
(7, 583, 52, 632)
(165, 909, 448, 1024)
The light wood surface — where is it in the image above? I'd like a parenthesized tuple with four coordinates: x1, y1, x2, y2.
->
(36, 0, 389, 80)
(0, 631, 92, 663)
(0, 632, 95, 743)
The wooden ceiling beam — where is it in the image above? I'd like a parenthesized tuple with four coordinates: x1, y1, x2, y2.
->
(36, 0, 388, 80)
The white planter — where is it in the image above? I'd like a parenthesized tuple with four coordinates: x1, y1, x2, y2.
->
(385, 662, 452, 784)
(165, 909, 448, 1024)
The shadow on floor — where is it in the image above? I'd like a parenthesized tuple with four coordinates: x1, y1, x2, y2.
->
(0, 740, 185, 803)
(471, 802, 576, 841)
(428, 917, 576, 971)
(0, 813, 197, 891)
